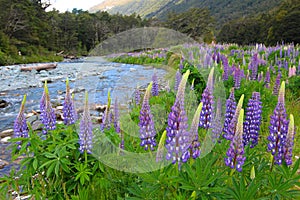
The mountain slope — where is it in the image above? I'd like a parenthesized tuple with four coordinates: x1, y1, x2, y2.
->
(90, 0, 282, 27)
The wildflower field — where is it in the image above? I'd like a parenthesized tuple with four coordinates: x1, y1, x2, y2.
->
(1, 43, 300, 199)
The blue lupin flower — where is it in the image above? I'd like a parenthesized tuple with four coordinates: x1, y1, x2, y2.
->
(40, 81, 56, 135)
(243, 92, 262, 148)
(151, 72, 159, 96)
(268, 81, 289, 165)
(273, 72, 281, 96)
(199, 68, 214, 129)
(265, 68, 270, 88)
(284, 114, 295, 165)
(139, 82, 157, 151)
(14, 95, 29, 149)
(165, 70, 190, 167)
(224, 94, 244, 141)
(79, 92, 93, 154)
(63, 78, 77, 125)
(225, 108, 246, 172)
(223, 88, 237, 140)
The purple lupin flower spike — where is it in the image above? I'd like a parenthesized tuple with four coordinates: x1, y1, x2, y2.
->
(268, 81, 289, 165)
(179, 58, 184, 70)
(174, 70, 182, 92)
(135, 86, 141, 105)
(225, 108, 246, 172)
(265, 68, 270, 88)
(40, 81, 56, 135)
(139, 82, 157, 151)
(234, 67, 242, 89)
(212, 98, 222, 143)
(182, 102, 203, 162)
(79, 92, 93, 154)
(165, 70, 190, 168)
(225, 94, 244, 141)
(199, 68, 214, 129)
(273, 72, 281, 96)
(243, 92, 262, 148)
(63, 78, 77, 125)
(223, 88, 237, 140)
(284, 114, 295, 165)
(250, 53, 258, 80)
(222, 55, 230, 81)
(14, 95, 29, 149)
(114, 98, 120, 134)
(151, 72, 159, 96)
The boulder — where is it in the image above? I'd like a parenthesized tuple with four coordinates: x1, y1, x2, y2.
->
(0, 99, 9, 108)
(0, 159, 9, 169)
(0, 129, 14, 138)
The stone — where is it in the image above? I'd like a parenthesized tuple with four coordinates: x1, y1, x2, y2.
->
(0, 159, 9, 169)
(95, 105, 107, 113)
(56, 106, 64, 110)
(0, 129, 14, 138)
(0, 99, 9, 108)
(1, 136, 11, 143)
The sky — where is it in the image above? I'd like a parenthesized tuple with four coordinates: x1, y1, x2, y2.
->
(47, 0, 103, 12)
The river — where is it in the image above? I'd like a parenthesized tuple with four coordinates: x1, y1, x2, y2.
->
(0, 57, 167, 175)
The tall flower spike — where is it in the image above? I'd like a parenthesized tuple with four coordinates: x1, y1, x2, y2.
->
(40, 81, 56, 135)
(284, 114, 295, 165)
(174, 70, 182, 92)
(151, 71, 159, 96)
(63, 78, 77, 125)
(268, 81, 289, 165)
(226, 94, 244, 141)
(79, 92, 93, 154)
(14, 95, 29, 149)
(273, 72, 281, 96)
(243, 92, 262, 148)
(223, 88, 237, 140)
(135, 86, 141, 105)
(165, 70, 190, 168)
(139, 82, 157, 151)
(212, 98, 222, 143)
(225, 108, 246, 172)
(182, 102, 203, 162)
(265, 68, 270, 88)
(199, 67, 214, 129)
(114, 98, 120, 134)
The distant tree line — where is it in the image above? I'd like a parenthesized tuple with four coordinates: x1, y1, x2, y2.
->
(0, 0, 150, 65)
(217, 0, 300, 45)
(1, 0, 300, 65)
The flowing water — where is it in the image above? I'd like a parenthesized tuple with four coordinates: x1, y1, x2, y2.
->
(0, 57, 167, 175)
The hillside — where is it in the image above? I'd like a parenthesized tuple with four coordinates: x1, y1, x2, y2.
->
(89, 0, 282, 27)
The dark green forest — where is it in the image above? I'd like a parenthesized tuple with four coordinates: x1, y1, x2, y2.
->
(0, 0, 300, 65)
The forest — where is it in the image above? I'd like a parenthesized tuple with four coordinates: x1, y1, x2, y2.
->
(0, 0, 300, 65)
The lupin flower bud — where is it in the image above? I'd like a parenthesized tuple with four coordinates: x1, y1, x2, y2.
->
(182, 102, 203, 162)
(156, 130, 167, 162)
(175, 70, 182, 92)
(224, 109, 246, 172)
(243, 92, 262, 148)
(165, 70, 190, 168)
(139, 82, 157, 151)
(223, 88, 236, 140)
(284, 114, 295, 165)
(199, 68, 214, 129)
(268, 82, 289, 165)
(40, 81, 56, 135)
(14, 95, 29, 149)
(63, 78, 77, 125)
(212, 98, 222, 143)
(79, 92, 93, 154)
(151, 72, 159, 96)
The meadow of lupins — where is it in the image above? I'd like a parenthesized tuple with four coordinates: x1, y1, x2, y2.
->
(3, 43, 300, 199)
